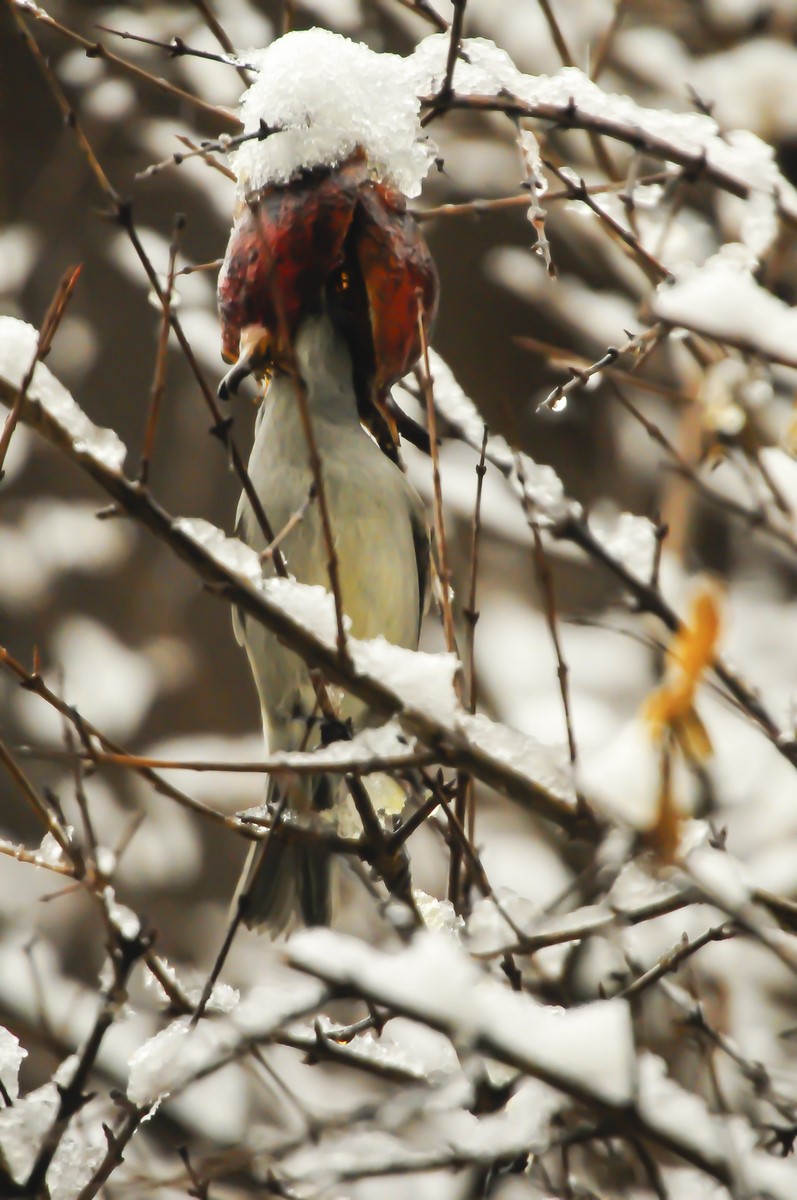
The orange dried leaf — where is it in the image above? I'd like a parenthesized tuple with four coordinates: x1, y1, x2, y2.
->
(645, 584, 721, 751)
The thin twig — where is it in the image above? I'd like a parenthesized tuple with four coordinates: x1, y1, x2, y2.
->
(413, 172, 673, 222)
(11, 1, 238, 127)
(11, 7, 286, 573)
(259, 482, 316, 562)
(533, 0, 618, 178)
(0, 263, 81, 477)
(419, 90, 797, 228)
(191, 794, 287, 1028)
(544, 159, 668, 283)
(608, 380, 797, 559)
(524, 486, 578, 766)
(416, 298, 458, 660)
(0, 644, 247, 834)
(617, 922, 734, 1000)
(591, 0, 630, 80)
(0, 739, 74, 861)
(96, 23, 256, 74)
(139, 214, 183, 485)
(17, 741, 433, 778)
(176, 134, 236, 181)
(538, 326, 664, 412)
(135, 119, 279, 182)
(516, 332, 691, 408)
(393, 0, 448, 33)
(288, 366, 350, 663)
(420, 0, 466, 125)
(463, 428, 488, 848)
(188, 0, 251, 83)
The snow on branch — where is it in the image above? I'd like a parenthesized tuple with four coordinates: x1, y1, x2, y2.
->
(413, 34, 797, 227)
(653, 250, 797, 368)
(0, 319, 126, 471)
(0, 317, 584, 837)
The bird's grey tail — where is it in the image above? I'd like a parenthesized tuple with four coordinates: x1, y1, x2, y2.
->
(239, 778, 334, 936)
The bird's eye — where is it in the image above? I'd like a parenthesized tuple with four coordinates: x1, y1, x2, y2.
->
(333, 269, 350, 292)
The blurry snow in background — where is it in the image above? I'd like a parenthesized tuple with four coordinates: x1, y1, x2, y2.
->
(3, 0, 797, 1196)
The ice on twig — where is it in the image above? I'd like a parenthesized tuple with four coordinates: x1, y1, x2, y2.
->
(174, 514, 578, 810)
(173, 516, 265, 588)
(518, 129, 555, 276)
(0, 1026, 25, 1104)
(352, 637, 460, 725)
(457, 712, 576, 806)
(414, 890, 464, 939)
(589, 507, 658, 582)
(46, 1106, 109, 1200)
(145, 958, 239, 1015)
(397, 348, 574, 525)
(103, 886, 141, 940)
(0, 318, 127, 471)
(127, 976, 325, 1106)
(0, 1080, 59, 1182)
(653, 250, 797, 366)
(409, 36, 797, 221)
(233, 28, 435, 199)
(289, 929, 636, 1105)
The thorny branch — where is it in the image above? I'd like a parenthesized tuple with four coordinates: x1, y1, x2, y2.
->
(421, 89, 797, 227)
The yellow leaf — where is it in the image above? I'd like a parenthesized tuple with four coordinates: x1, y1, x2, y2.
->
(645, 583, 721, 751)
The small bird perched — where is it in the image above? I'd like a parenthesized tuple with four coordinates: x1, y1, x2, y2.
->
(218, 156, 438, 934)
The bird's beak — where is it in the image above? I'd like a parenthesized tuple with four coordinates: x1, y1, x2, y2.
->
(218, 325, 270, 400)
(216, 150, 439, 448)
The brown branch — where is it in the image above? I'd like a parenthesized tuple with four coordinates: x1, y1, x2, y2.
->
(393, 0, 449, 32)
(591, 0, 630, 81)
(538, 326, 665, 413)
(412, 172, 674, 222)
(533, 0, 618, 179)
(544, 159, 669, 283)
(139, 214, 183, 484)
(0, 738, 75, 861)
(176, 135, 236, 181)
(96, 21, 255, 77)
(0, 263, 81, 477)
(286, 367, 351, 663)
(463, 428, 487, 849)
(420, 91, 797, 227)
(516, 332, 691, 408)
(608, 381, 797, 559)
(525, 488, 578, 766)
(0, 644, 247, 834)
(617, 922, 734, 1000)
(11, 0, 238, 128)
(11, 8, 286, 574)
(0, 373, 593, 840)
(416, 300, 458, 661)
(135, 119, 280, 182)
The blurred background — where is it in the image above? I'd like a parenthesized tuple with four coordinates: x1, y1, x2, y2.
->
(4, 1, 797, 1192)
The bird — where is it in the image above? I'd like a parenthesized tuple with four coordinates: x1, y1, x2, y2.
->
(217, 153, 438, 934)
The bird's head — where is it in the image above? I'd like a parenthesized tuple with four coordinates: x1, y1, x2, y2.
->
(217, 150, 438, 454)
